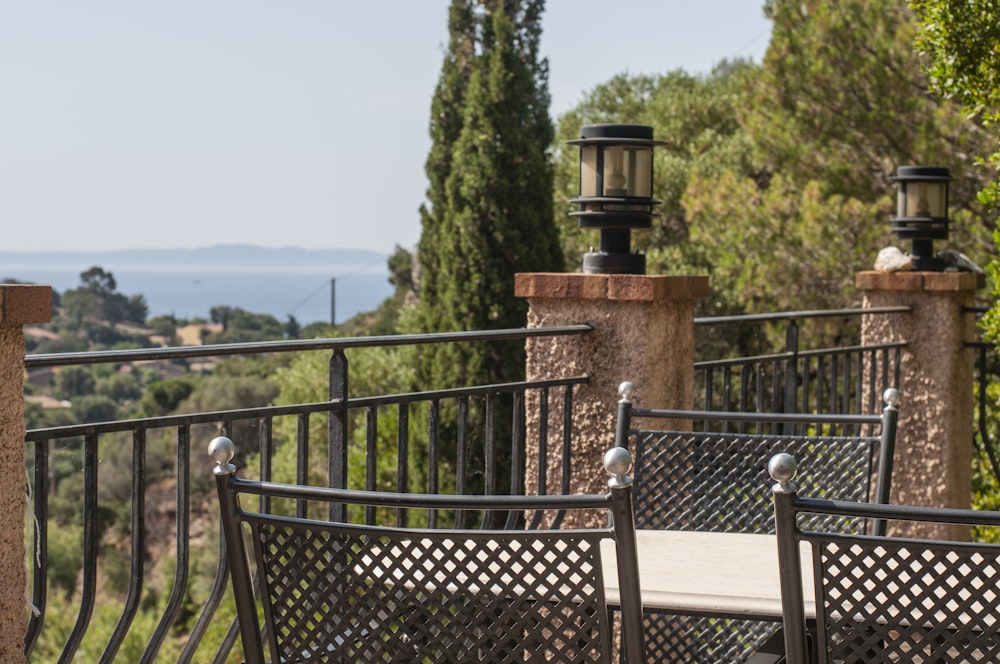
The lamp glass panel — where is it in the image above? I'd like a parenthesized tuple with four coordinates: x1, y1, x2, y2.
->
(601, 146, 652, 197)
(601, 145, 627, 195)
(902, 180, 947, 218)
(580, 146, 599, 197)
(628, 147, 652, 197)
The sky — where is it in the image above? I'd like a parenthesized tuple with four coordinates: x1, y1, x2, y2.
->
(0, 1, 772, 256)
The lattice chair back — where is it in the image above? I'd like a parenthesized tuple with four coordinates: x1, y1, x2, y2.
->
(770, 452, 1000, 664)
(210, 437, 645, 664)
(612, 381, 899, 663)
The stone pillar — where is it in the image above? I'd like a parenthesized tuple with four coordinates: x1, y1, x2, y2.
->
(515, 273, 709, 503)
(858, 271, 982, 540)
(0, 284, 50, 664)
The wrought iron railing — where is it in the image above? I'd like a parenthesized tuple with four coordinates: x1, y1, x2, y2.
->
(20, 307, 915, 662)
(23, 326, 591, 663)
(694, 307, 908, 414)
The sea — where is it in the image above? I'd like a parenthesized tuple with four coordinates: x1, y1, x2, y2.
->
(1, 258, 394, 326)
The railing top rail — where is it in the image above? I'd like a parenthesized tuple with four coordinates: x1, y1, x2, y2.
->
(24, 324, 594, 369)
(694, 341, 906, 370)
(25, 375, 590, 441)
(630, 407, 882, 426)
(695, 306, 911, 326)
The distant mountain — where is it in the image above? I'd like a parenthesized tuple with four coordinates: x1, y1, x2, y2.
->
(0, 244, 388, 268)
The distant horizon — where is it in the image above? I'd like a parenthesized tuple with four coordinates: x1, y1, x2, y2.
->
(2, 247, 393, 324)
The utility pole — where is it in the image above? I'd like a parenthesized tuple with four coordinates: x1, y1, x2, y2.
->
(330, 277, 336, 326)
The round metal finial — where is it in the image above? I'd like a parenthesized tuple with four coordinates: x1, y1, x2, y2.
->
(768, 453, 798, 493)
(618, 381, 635, 403)
(208, 436, 236, 476)
(883, 387, 900, 409)
(604, 447, 633, 488)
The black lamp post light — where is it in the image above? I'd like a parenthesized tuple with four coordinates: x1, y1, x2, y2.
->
(568, 124, 663, 275)
(890, 165, 952, 271)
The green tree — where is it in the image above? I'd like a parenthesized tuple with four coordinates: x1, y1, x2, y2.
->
(134, 377, 197, 418)
(414, 0, 476, 349)
(747, 0, 995, 258)
(413, 0, 563, 389)
(910, 0, 1000, 331)
(62, 266, 148, 327)
(203, 307, 285, 343)
(54, 365, 96, 400)
(407, 1, 563, 505)
(552, 65, 759, 276)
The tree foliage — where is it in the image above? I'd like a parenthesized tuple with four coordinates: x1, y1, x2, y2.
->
(552, 0, 996, 354)
(553, 65, 759, 275)
(62, 266, 149, 328)
(753, 0, 994, 253)
(910, 0, 1000, 340)
(412, 0, 563, 389)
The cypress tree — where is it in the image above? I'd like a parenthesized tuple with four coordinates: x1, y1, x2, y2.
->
(414, 0, 476, 342)
(414, 0, 563, 389)
(411, 1, 563, 503)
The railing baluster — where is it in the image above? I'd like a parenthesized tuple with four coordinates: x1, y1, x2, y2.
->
(296, 412, 310, 519)
(259, 417, 273, 513)
(101, 429, 147, 664)
(504, 392, 525, 529)
(59, 434, 99, 664)
(397, 403, 409, 527)
(427, 399, 438, 528)
(364, 407, 377, 525)
(703, 366, 715, 412)
(142, 425, 190, 664)
(450, 398, 462, 529)
(481, 394, 497, 529)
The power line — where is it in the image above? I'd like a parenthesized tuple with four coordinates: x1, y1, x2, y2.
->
(286, 259, 386, 322)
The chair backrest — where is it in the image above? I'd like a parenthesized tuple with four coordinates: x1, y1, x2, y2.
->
(615, 381, 900, 535)
(209, 438, 646, 664)
(770, 452, 1000, 664)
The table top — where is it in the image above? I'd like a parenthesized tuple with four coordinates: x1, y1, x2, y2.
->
(602, 530, 816, 620)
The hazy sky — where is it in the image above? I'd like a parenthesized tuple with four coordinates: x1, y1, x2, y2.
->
(1, 1, 772, 255)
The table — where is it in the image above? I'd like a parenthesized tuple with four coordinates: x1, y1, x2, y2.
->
(602, 530, 816, 620)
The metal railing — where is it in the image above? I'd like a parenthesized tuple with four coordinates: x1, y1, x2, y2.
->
(20, 307, 915, 661)
(694, 307, 908, 415)
(23, 326, 591, 663)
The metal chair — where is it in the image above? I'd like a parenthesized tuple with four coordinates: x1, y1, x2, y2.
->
(209, 437, 646, 663)
(770, 452, 1000, 663)
(613, 381, 900, 663)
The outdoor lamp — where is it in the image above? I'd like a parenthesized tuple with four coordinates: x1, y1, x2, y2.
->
(568, 124, 663, 274)
(890, 165, 952, 271)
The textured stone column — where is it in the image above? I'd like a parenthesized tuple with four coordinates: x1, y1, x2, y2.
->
(858, 271, 982, 540)
(0, 284, 51, 664)
(515, 273, 708, 506)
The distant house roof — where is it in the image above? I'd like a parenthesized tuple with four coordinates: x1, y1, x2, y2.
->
(25, 394, 70, 409)
(24, 327, 59, 341)
(176, 324, 224, 346)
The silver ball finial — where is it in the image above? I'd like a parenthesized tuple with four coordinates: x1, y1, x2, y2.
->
(618, 381, 635, 403)
(768, 453, 797, 493)
(208, 436, 236, 476)
(883, 387, 900, 409)
(604, 447, 633, 488)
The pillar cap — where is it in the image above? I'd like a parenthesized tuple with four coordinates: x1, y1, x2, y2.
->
(0, 285, 51, 325)
(856, 271, 984, 292)
(515, 273, 709, 302)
